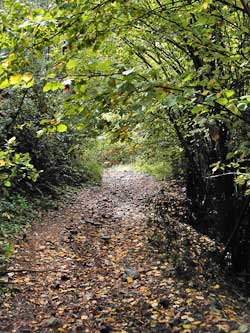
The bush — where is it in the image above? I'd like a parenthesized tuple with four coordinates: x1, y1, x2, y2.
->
(73, 145, 103, 185)
(0, 194, 35, 239)
(135, 160, 173, 180)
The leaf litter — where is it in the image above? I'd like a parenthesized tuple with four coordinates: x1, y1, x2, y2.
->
(0, 169, 250, 333)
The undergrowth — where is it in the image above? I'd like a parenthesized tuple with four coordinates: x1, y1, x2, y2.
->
(135, 160, 173, 180)
(0, 194, 36, 239)
(0, 161, 103, 262)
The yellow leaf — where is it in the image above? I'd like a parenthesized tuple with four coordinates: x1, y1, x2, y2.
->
(9, 73, 33, 86)
(195, 295, 204, 300)
(23, 77, 34, 88)
(106, 317, 115, 323)
(0, 160, 6, 167)
(150, 300, 158, 308)
(98, 275, 105, 281)
(2, 212, 11, 219)
(22, 73, 33, 82)
(212, 284, 220, 289)
(127, 276, 133, 283)
(9, 53, 15, 61)
(183, 324, 191, 329)
(81, 314, 88, 320)
(1, 59, 10, 70)
(203, 1, 209, 9)
(9, 74, 23, 85)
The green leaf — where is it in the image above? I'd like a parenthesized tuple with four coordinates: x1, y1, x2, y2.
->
(217, 97, 228, 105)
(66, 59, 79, 69)
(43, 82, 53, 92)
(205, 93, 216, 103)
(237, 103, 248, 111)
(227, 103, 240, 115)
(57, 124, 67, 132)
(226, 152, 234, 160)
(240, 95, 250, 102)
(183, 74, 192, 82)
(164, 94, 177, 107)
(43, 81, 64, 92)
(40, 119, 52, 125)
(235, 175, 245, 186)
(108, 78, 116, 87)
(4, 180, 11, 187)
(224, 89, 235, 98)
(192, 105, 204, 114)
(0, 78, 10, 89)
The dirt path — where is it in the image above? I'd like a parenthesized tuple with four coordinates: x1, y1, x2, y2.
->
(0, 170, 161, 333)
(0, 169, 249, 333)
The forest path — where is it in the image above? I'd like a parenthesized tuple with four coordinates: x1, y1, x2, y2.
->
(0, 169, 249, 333)
(1, 169, 162, 333)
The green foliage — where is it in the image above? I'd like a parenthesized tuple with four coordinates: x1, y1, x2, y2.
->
(135, 160, 172, 181)
(73, 142, 103, 185)
(134, 144, 184, 181)
(0, 137, 39, 194)
(0, 194, 35, 238)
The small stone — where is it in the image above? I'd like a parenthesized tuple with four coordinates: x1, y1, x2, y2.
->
(76, 324, 86, 332)
(61, 274, 70, 281)
(83, 291, 93, 301)
(102, 235, 111, 243)
(159, 298, 170, 308)
(100, 323, 113, 333)
(122, 267, 139, 281)
(53, 281, 60, 289)
(70, 229, 78, 235)
(18, 328, 32, 333)
(239, 324, 250, 333)
(46, 316, 61, 328)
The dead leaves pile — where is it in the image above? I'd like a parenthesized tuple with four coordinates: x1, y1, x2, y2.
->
(0, 170, 250, 333)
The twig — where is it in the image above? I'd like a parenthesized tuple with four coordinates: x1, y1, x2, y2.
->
(205, 172, 245, 179)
